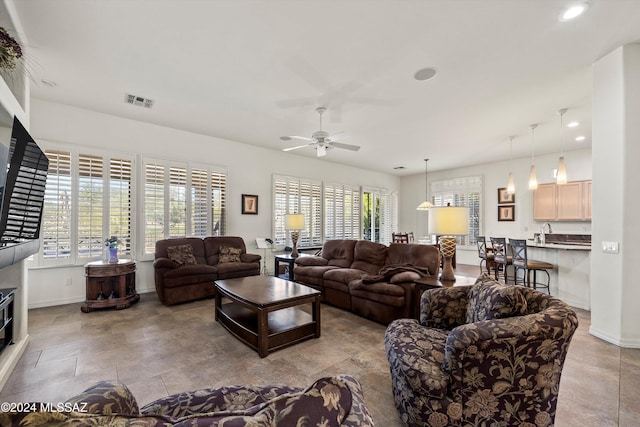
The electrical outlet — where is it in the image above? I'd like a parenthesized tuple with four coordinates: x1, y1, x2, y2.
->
(601, 241, 620, 254)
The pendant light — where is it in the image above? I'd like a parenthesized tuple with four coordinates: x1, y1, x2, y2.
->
(416, 158, 433, 210)
(506, 136, 515, 195)
(556, 109, 568, 185)
(528, 124, 538, 190)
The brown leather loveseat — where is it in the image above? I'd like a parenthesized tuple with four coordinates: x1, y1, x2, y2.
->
(153, 236, 261, 305)
(294, 240, 440, 324)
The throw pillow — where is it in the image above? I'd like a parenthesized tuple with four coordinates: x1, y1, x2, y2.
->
(219, 246, 242, 263)
(166, 244, 197, 267)
(465, 274, 527, 323)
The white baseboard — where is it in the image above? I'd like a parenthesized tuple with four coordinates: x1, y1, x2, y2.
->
(0, 335, 29, 392)
(589, 326, 640, 348)
(28, 288, 156, 309)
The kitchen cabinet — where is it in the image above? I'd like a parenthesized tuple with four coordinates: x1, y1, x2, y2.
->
(533, 180, 591, 221)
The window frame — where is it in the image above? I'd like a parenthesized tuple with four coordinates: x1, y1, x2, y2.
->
(431, 175, 482, 248)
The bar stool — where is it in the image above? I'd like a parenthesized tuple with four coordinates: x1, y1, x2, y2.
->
(509, 239, 552, 294)
(476, 236, 494, 275)
(490, 237, 512, 283)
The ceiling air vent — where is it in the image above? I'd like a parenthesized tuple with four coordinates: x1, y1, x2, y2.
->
(125, 93, 154, 109)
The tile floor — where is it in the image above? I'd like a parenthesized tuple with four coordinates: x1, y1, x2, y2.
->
(1, 266, 639, 426)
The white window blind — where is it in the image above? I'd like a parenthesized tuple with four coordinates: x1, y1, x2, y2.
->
(272, 175, 322, 247)
(41, 148, 133, 265)
(431, 175, 482, 247)
(109, 158, 132, 255)
(143, 158, 227, 255)
(324, 182, 361, 241)
(42, 150, 72, 260)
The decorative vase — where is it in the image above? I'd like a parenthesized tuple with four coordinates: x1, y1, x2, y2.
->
(109, 247, 118, 263)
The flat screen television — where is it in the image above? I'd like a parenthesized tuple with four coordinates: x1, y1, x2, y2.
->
(0, 117, 49, 244)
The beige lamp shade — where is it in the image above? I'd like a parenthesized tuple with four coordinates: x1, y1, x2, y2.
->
(284, 213, 305, 230)
(428, 206, 469, 236)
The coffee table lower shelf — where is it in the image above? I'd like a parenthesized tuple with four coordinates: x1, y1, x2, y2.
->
(216, 302, 319, 357)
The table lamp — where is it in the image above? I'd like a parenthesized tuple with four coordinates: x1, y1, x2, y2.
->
(428, 206, 469, 281)
(284, 213, 305, 257)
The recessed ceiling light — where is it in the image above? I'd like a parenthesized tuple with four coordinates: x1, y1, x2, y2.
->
(560, 3, 589, 22)
(576, 136, 586, 141)
(414, 67, 438, 81)
(567, 121, 579, 128)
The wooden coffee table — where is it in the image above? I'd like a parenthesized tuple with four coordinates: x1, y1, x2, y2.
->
(214, 276, 321, 357)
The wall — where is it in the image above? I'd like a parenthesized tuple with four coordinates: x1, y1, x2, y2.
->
(27, 99, 400, 308)
(591, 44, 640, 348)
(399, 148, 592, 265)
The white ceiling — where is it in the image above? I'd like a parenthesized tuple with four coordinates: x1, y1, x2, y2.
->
(11, 0, 640, 175)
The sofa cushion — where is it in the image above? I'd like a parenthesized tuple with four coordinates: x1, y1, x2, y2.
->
(323, 268, 367, 290)
(204, 236, 248, 265)
(389, 271, 422, 283)
(295, 255, 329, 267)
(384, 318, 450, 399)
(166, 244, 198, 267)
(351, 240, 387, 274)
(156, 237, 208, 265)
(386, 243, 440, 276)
(465, 274, 527, 323)
(219, 246, 242, 263)
(349, 280, 406, 307)
(322, 239, 357, 267)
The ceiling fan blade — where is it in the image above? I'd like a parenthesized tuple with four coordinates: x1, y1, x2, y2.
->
(331, 142, 360, 151)
(283, 144, 313, 152)
(280, 135, 314, 142)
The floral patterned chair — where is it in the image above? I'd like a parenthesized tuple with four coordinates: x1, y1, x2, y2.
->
(384, 274, 578, 427)
(2, 375, 374, 426)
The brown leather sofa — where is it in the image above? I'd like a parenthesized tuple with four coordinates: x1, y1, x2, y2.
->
(153, 236, 261, 305)
(294, 240, 440, 324)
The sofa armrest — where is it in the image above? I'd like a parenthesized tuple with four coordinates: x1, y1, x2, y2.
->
(420, 286, 471, 330)
(153, 257, 179, 269)
(294, 255, 328, 266)
(64, 380, 140, 415)
(241, 253, 261, 263)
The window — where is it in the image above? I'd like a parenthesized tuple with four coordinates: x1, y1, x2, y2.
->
(431, 176, 482, 247)
(272, 175, 322, 247)
(40, 147, 133, 265)
(324, 183, 361, 241)
(363, 188, 397, 244)
(143, 158, 226, 255)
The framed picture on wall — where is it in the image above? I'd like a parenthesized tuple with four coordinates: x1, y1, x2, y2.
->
(498, 187, 515, 204)
(498, 205, 515, 221)
(242, 194, 258, 214)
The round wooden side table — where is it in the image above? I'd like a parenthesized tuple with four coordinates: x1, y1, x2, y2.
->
(82, 259, 139, 312)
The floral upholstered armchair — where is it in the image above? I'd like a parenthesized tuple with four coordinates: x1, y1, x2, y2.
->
(3, 375, 374, 426)
(384, 274, 578, 427)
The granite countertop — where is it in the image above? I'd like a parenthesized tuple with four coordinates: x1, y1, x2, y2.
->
(527, 241, 591, 251)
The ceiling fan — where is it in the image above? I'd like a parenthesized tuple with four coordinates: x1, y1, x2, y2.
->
(280, 107, 361, 157)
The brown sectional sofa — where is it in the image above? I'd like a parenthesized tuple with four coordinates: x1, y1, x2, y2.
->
(294, 239, 440, 324)
(153, 236, 261, 305)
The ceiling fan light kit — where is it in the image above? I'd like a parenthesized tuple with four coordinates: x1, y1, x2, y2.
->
(281, 107, 361, 157)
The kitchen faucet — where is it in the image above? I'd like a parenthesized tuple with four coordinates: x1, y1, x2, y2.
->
(540, 222, 552, 244)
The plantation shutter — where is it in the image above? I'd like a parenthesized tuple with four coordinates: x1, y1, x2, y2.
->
(211, 170, 226, 236)
(324, 183, 361, 240)
(42, 149, 72, 260)
(169, 166, 187, 238)
(109, 158, 132, 255)
(77, 153, 104, 258)
(144, 162, 165, 253)
(272, 175, 322, 247)
(191, 168, 209, 237)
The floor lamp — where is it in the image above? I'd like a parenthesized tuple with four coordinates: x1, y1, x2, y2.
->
(428, 206, 469, 281)
(284, 213, 305, 258)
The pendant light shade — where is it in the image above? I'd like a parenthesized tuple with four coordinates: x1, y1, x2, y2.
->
(557, 109, 568, 185)
(507, 172, 515, 194)
(528, 165, 538, 189)
(528, 124, 538, 190)
(416, 158, 433, 210)
(506, 136, 515, 195)
(557, 156, 568, 184)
